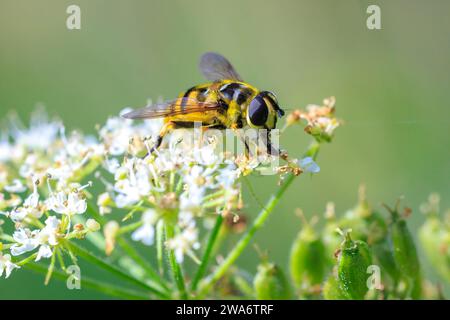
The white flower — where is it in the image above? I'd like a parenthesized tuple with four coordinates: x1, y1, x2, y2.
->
(97, 192, 112, 215)
(104, 158, 120, 174)
(8, 178, 42, 222)
(10, 217, 61, 261)
(193, 144, 221, 166)
(9, 206, 41, 222)
(86, 219, 101, 232)
(183, 165, 215, 190)
(179, 186, 205, 215)
(114, 160, 152, 208)
(46, 190, 87, 216)
(166, 223, 200, 263)
(23, 189, 39, 208)
(215, 164, 239, 189)
(10, 109, 61, 150)
(10, 228, 39, 256)
(37, 216, 60, 247)
(46, 162, 74, 183)
(99, 115, 162, 156)
(0, 139, 14, 162)
(131, 209, 158, 246)
(299, 157, 320, 173)
(316, 117, 339, 136)
(35, 215, 61, 260)
(18, 154, 37, 178)
(4, 179, 26, 193)
(179, 210, 195, 225)
(0, 253, 20, 278)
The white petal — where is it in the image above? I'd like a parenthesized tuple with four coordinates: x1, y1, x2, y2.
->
(299, 157, 320, 173)
(35, 245, 53, 261)
(174, 248, 184, 263)
(131, 225, 155, 246)
(4, 179, 27, 193)
(5, 261, 20, 278)
(24, 192, 39, 208)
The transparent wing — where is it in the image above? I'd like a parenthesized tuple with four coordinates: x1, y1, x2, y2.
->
(199, 52, 243, 82)
(121, 97, 221, 120)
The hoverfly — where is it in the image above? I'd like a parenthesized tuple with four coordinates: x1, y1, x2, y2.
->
(122, 52, 285, 155)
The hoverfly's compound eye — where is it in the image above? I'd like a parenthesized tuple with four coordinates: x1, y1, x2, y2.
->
(248, 96, 269, 126)
(262, 91, 284, 118)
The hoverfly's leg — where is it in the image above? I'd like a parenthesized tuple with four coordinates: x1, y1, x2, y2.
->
(143, 121, 175, 158)
(238, 134, 251, 159)
(258, 129, 277, 156)
(243, 138, 251, 158)
(198, 126, 209, 148)
(259, 129, 288, 160)
(232, 128, 252, 159)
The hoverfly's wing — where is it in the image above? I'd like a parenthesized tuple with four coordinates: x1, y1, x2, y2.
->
(121, 97, 222, 120)
(199, 52, 243, 82)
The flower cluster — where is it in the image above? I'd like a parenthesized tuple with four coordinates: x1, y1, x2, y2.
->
(0, 97, 331, 283)
(97, 116, 253, 262)
(0, 110, 101, 278)
(286, 96, 340, 143)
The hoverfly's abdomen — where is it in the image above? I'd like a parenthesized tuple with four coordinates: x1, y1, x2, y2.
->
(180, 84, 209, 105)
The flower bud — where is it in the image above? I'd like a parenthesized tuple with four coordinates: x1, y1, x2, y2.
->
(336, 230, 372, 300)
(97, 192, 112, 215)
(371, 239, 400, 286)
(254, 261, 291, 300)
(339, 186, 388, 245)
(419, 195, 450, 283)
(86, 218, 101, 232)
(322, 271, 350, 300)
(322, 203, 342, 265)
(387, 203, 422, 299)
(104, 220, 119, 256)
(74, 223, 84, 231)
(289, 217, 327, 292)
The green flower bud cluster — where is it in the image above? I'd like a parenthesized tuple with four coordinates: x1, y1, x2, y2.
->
(419, 194, 450, 284)
(238, 189, 446, 300)
(284, 187, 447, 300)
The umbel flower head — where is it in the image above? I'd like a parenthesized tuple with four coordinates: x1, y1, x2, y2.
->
(0, 97, 334, 281)
(286, 96, 340, 143)
(0, 109, 101, 278)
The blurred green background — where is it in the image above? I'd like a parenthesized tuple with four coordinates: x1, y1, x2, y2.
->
(0, 0, 449, 298)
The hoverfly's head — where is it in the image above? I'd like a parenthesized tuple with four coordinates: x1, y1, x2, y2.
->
(246, 91, 285, 129)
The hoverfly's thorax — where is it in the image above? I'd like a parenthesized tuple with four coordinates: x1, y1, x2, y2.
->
(218, 81, 257, 106)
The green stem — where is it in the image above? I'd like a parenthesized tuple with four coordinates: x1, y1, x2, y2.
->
(115, 237, 169, 291)
(117, 221, 143, 235)
(84, 204, 167, 291)
(175, 177, 184, 194)
(122, 200, 144, 222)
(0, 234, 14, 242)
(165, 223, 188, 299)
(65, 241, 169, 299)
(16, 253, 38, 266)
(156, 219, 165, 275)
(197, 141, 321, 297)
(198, 173, 296, 297)
(24, 263, 150, 300)
(44, 250, 56, 285)
(191, 214, 224, 292)
(202, 190, 226, 202)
